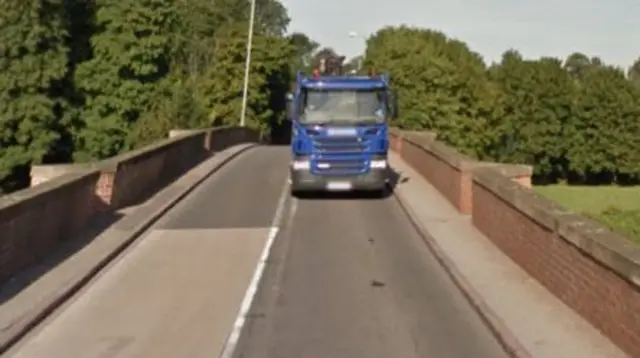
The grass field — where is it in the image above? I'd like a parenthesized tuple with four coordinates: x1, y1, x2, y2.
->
(534, 185, 640, 243)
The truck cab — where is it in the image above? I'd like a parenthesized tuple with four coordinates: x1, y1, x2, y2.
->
(287, 70, 397, 196)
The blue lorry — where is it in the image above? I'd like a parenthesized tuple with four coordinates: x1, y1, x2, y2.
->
(287, 69, 397, 196)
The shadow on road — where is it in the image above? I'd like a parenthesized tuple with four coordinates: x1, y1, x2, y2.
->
(295, 167, 409, 201)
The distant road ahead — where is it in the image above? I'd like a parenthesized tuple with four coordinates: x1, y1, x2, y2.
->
(5, 146, 507, 358)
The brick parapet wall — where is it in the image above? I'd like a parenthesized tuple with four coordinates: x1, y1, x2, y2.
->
(0, 126, 259, 284)
(390, 128, 640, 357)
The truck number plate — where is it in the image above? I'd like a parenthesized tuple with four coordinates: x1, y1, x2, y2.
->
(327, 128, 356, 136)
(326, 181, 352, 191)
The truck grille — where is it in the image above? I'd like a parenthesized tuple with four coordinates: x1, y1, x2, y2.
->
(312, 137, 369, 153)
(313, 158, 367, 176)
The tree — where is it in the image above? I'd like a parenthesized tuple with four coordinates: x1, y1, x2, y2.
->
(487, 52, 575, 178)
(196, 23, 294, 132)
(361, 25, 640, 183)
(343, 56, 363, 74)
(172, 0, 221, 80)
(0, 0, 69, 192)
(59, 0, 96, 160)
(0, 0, 341, 194)
(566, 65, 640, 183)
(129, 0, 296, 145)
(312, 47, 346, 74)
(628, 57, 640, 89)
(73, 0, 178, 161)
(255, 0, 290, 36)
(170, 0, 288, 79)
(363, 26, 498, 158)
(288, 32, 319, 74)
(564, 52, 593, 79)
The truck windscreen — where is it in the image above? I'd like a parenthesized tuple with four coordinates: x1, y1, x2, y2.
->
(300, 88, 386, 124)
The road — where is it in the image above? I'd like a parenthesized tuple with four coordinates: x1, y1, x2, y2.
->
(5, 146, 508, 358)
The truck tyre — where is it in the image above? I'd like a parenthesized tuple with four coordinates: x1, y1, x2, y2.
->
(290, 185, 302, 198)
(371, 185, 388, 198)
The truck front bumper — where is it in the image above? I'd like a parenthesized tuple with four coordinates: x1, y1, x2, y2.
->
(290, 167, 387, 192)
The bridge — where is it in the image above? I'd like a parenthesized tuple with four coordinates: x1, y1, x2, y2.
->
(0, 126, 636, 357)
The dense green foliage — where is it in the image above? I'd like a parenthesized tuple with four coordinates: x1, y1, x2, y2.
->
(364, 26, 640, 184)
(0, 0, 70, 192)
(0, 0, 319, 193)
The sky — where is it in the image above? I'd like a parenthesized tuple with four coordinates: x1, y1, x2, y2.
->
(279, 0, 639, 68)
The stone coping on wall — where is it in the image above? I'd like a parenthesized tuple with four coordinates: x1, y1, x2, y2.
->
(0, 170, 102, 222)
(391, 128, 533, 177)
(29, 126, 243, 187)
(98, 128, 211, 172)
(0, 125, 258, 283)
(390, 127, 640, 355)
(389, 128, 533, 215)
(391, 127, 640, 287)
(473, 166, 640, 287)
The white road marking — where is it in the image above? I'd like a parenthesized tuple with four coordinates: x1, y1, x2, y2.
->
(288, 197, 298, 229)
(219, 179, 291, 358)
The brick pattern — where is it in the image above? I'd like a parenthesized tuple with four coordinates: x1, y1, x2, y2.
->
(398, 137, 465, 212)
(0, 172, 102, 282)
(95, 171, 115, 207)
(111, 150, 168, 209)
(2, 126, 638, 355)
(392, 130, 640, 357)
(473, 184, 640, 357)
(0, 126, 259, 285)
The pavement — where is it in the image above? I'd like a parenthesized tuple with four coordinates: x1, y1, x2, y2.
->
(3, 146, 289, 358)
(1, 146, 625, 358)
(0, 143, 256, 354)
(388, 152, 626, 358)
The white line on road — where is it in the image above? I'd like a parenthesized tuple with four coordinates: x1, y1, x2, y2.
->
(287, 197, 298, 229)
(219, 179, 291, 358)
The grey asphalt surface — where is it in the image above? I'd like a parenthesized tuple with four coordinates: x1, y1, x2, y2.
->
(232, 150, 509, 358)
(4, 146, 291, 358)
(156, 146, 290, 230)
(5, 146, 508, 358)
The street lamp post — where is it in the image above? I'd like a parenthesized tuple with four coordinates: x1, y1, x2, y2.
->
(239, 0, 256, 127)
(348, 31, 366, 72)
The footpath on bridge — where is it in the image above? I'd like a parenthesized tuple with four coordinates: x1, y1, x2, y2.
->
(0, 126, 637, 357)
(390, 151, 624, 358)
(1, 145, 291, 358)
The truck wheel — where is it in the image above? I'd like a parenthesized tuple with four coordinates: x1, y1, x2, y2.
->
(371, 186, 388, 198)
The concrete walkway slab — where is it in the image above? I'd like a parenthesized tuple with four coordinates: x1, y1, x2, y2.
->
(0, 143, 256, 354)
(8, 228, 269, 358)
(2, 146, 291, 357)
(389, 152, 627, 358)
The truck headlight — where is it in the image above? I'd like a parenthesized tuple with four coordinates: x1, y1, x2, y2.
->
(293, 160, 310, 170)
(370, 160, 387, 169)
